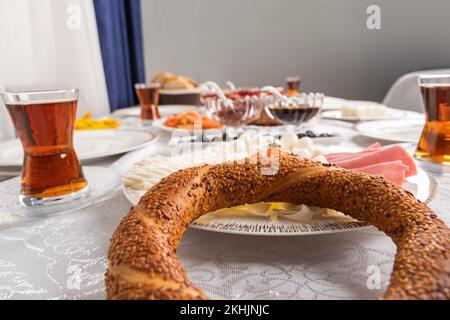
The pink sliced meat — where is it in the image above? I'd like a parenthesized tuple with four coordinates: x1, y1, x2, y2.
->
(352, 161, 408, 186)
(330, 145, 417, 177)
(326, 149, 379, 162)
(326, 143, 382, 162)
(364, 142, 382, 151)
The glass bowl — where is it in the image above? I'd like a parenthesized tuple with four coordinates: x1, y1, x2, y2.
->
(202, 89, 264, 127)
(264, 92, 324, 126)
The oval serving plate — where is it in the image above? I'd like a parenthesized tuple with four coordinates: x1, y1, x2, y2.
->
(121, 149, 437, 236)
(356, 119, 425, 143)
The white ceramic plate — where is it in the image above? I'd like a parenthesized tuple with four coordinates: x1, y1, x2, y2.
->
(0, 130, 158, 167)
(121, 147, 436, 236)
(113, 105, 198, 118)
(321, 108, 423, 122)
(356, 119, 425, 143)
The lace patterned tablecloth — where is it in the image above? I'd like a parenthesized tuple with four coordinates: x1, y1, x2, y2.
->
(0, 125, 449, 300)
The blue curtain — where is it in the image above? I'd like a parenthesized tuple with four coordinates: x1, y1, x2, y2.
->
(93, 0, 145, 111)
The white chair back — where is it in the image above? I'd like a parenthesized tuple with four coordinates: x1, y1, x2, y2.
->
(383, 69, 450, 113)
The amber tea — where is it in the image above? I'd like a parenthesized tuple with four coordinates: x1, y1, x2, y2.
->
(135, 83, 161, 120)
(286, 76, 301, 96)
(2, 90, 88, 205)
(415, 75, 450, 164)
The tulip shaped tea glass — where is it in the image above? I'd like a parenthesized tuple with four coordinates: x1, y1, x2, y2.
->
(286, 76, 301, 96)
(415, 74, 450, 165)
(135, 83, 161, 121)
(1, 89, 88, 206)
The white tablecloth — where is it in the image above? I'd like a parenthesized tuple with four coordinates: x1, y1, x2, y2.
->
(0, 122, 448, 300)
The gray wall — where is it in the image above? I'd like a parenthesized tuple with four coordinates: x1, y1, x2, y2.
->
(141, 0, 450, 102)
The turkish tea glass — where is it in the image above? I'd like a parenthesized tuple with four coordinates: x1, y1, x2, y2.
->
(415, 74, 450, 165)
(286, 76, 301, 96)
(135, 83, 161, 121)
(1, 89, 88, 206)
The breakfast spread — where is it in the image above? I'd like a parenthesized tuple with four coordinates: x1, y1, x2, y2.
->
(107, 153, 450, 300)
(2, 77, 447, 302)
(3, 5, 450, 303)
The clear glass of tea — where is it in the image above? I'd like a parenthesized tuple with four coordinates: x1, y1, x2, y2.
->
(1, 89, 89, 206)
(415, 74, 450, 165)
(286, 76, 301, 96)
(135, 83, 161, 121)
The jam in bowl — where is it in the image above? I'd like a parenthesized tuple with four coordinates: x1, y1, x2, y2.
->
(264, 91, 324, 126)
(268, 105, 321, 123)
(202, 84, 264, 127)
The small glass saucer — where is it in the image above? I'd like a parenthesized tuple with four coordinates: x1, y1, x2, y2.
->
(402, 143, 450, 174)
(416, 158, 450, 174)
(0, 166, 122, 226)
(19, 184, 90, 207)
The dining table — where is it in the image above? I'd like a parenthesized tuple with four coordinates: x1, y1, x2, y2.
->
(0, 115, 448, 300)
